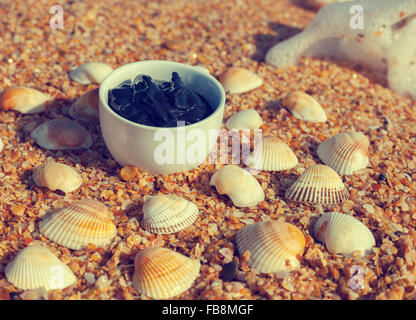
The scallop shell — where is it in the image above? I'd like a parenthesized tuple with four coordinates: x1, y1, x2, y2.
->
(69, 62, 113, 84)
(314, 212, 375, 257)
(5, 244, 76, 291)
(142, 195, 199, 234)
(31, 119, 93, 150)
(39, 199, 117, 250)
(225, 109, 263, 130)
(210, 165, 265, 207)
(0, 87, 51, 114)
(317, 132, 370, 175)
(236, 221, 305, 273)
(132, 247, 200, 299)
(33, 159, 82, 193)
(247, 136, 298, 171)
(218, 67, 263, 94)
(285, 164, 349, 204)
(281, 91, 327, 122)
(68, 88, 99, 122)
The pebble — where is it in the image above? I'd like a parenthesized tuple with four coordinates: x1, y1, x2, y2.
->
(84, 272, 96, 284)
(221, 261, 238, 281)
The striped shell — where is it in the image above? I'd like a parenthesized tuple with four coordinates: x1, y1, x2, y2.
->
(317, 132, 370, 175)
(69, 62, 113, 85)
(314, 212, 375, 257)
(31, 119, 93, 150)
(68, 88, 99, 122)
(210, 165, 265, 207)
(285, 164, 349, 204)
(247, 136, 298, 171)
(218, 67, 263, 94)
(225, 109, 263, 130)
(281, 91, 327, 122)
(39, 199, 117, 250)
(132, 247, 200, 299)
(236, 221, 306, 273)
(0, 87, 51, 114)
(33, 159, 82, 193)
(142, 195, 199, 234)
(5, 245, 76, 291)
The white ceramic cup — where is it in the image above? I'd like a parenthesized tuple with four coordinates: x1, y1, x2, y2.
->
(99, 60, 226, 175)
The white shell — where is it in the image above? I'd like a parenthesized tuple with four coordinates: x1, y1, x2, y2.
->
(133, 247, 200, 299)
(225, 109, 263, 130)
(236, 221, 306, 273)
(39, 199, 117, 250)
(285, 164, 349, 204)
(142, 195, 199, 234)
(5, 245, 76, 291)
(218, 67, 263, 94)
(0, 87, 51, 114)
(33, 159, 82, 193)
(314, 212, 375, 257)
(247, 136, 298, 171)
(31, 119, 93, 150)
(68, 88, 99, 122)
(317, 132, 370, 175)
(281, 91, 327, 122)
(69, 62, 113, 85)
(210, 165, 265, 207)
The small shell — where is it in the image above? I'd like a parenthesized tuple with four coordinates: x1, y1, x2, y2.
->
(31, 119, 93, 150)
(225, 109, 263, 130)
(236, 221, 305, 273)
(247, 136, 298, 171)
(218, 67, 263, 94)
(0, 87, 51, 114)
(314, 212, 375, 257)
(210, 165, 265, 207)
(285, 164, 349, 204)
(317, 132, 370, 175)
(5, 244, 76, 291)
(132, 247, 200, 299)
(69, 62, 113, 84)
(39, 199, 117, 250)
(142, 195, 199, 234)
(33, 159, 82, 193)
(281, 91, 327, 122)
(68, 88, 99, 122)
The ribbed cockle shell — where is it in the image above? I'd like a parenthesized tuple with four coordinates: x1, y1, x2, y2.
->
(142, 195, 199, 234)
(5, 244, 76, 291)
(225, 109, 263, 130)
(281, 91, 327, 122)
(39, 199, 117, 250)
(236, 221, 306, 273)
(218, 67, 263, 94)
(69, 62, 113, 85)
(68, 88, 99, 122)
(132, 247, 200, 299)
(0, 87, 51, 114)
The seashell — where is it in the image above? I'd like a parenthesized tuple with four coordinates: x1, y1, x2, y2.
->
(5, 244, 76, 291)
(317, 132, 370, 175)
(210, 165, 265, 207)
(68, 88, 99, 122)
(247, 136, 298, 171)
(0, 87, 51, 114)
(31, 119, 93, 150)
(285, 164, 349, 204)
(33, 159, 82, 193)
(132, 247, 200, 299)
(225, 109, 263, 130)
(218, 67, 263, 94)
(314, 212, 375, 257)
(39, 199, 117, 250)
(236, 221, 305, 273)
(142, 195, 199, 234)
(69, 62, 113, 85)
(281, 91, 327, 122)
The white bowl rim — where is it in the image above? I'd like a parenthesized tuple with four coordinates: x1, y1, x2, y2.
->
(99, 60, 226, 131)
